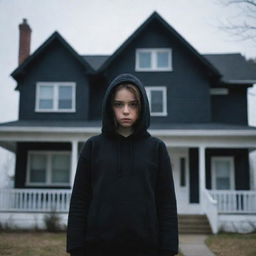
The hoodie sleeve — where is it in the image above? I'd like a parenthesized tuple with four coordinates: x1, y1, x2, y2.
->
(66, 139, 93, 255)
(156, 141, 179, 256)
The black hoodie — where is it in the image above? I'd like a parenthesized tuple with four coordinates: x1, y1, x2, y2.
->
(66, 74, 178, 256)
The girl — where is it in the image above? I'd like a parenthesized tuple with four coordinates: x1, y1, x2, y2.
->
(66, 73, 178, 256)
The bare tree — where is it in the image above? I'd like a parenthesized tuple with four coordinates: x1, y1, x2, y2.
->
(217, 0, 256, 43)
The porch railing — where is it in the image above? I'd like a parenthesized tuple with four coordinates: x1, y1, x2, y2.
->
(203, 189, 218, 234)
(0, 188, 71, 212)
(210, 190, 256, 214)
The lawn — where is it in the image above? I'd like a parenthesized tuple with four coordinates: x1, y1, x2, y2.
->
(1, 231, 255, 256)
(0, 231, 183, 256)
(206, 232, 256, 256)
(0, 232, 69, 256)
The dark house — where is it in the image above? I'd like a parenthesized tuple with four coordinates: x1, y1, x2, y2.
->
(0, 12, 256, 233)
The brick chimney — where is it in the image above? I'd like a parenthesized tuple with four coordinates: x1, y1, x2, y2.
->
(18, 18, 31, 65)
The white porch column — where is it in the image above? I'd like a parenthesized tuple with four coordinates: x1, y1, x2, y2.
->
(71, 140, 78, 187)
(199, 145, 206, 213)
(249, 150, 256, 190)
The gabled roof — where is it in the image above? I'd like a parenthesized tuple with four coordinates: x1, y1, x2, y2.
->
(11, 31, 94, 81)
(82, 53, 256, 86)
(97, 11, 221, 77)
(204, 53, 256, 85)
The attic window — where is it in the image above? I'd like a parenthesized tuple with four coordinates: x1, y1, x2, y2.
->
(35, 82, 76, 112)
(145, 86, 167, 116)
(135, 48, 172, 71)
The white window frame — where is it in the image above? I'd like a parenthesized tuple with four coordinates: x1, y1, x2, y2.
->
(210, 88, 229, 95)
(211, 156, 235, 190)
(26, 151, 71, 187)
(145, 86, 167, 116)
(135, 48, 172, 71)
(35, 82, 76, 112)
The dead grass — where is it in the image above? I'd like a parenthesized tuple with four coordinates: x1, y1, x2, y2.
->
(206, 232, 256, 256)
(0, 231, 183, 256)
(0, 231, 69, 256)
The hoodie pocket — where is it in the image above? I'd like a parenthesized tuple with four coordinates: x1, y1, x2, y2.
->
(86, 200, 159, 249)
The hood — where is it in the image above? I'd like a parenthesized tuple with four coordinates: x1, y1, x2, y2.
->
(101, 73, 151, 139)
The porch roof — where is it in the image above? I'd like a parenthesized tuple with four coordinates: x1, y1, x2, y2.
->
(1, 120, 256, 152)
(1, 120, 256, 131)
(204, 53, 256, 85)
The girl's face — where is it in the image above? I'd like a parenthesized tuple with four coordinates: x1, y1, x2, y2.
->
(112, 88, 139, 129)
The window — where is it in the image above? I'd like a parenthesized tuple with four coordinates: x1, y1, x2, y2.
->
(145, 86, 167, 116)
(136, 48, 172, 71)
(36, 82, 76, 112)
(27, 151, 71, 186)
(180, 157, 186, 187)
(210, 88, 229, 95)
(211, 157, 235, 190)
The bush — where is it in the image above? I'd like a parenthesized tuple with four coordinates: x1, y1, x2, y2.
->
(0, 221, 18, 232)
(43, 211, 63, 232)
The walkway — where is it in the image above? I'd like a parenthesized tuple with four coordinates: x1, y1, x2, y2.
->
(179, 234, 215, 256)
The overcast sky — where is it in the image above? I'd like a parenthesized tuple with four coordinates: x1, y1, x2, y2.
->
(0, 0, 256, 186)
(0, 0, 256, 123)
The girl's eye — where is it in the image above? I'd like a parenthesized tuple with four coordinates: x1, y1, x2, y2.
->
(130, 102, 138, 107)
(113, 102, 138, 108)
(113, 102, 122, 107)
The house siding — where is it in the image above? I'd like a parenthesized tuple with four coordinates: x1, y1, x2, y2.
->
(206, 148, 250, 190)
(15, 142, 71, 189)
(88, 75, 108, 120)
(18, 40, 90, 121)
(211, 87, 248, 124)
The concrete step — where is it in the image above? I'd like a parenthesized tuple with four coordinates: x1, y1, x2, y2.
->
(178, 215, 212, 234)
(179, 219, 209, 224)
(178, 214, 209, 220)
(179, 223, 211, 227)
(179, 228, 212, 234)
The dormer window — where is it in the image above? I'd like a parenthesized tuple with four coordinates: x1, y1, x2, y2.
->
(136, 48, 172, 71)
(35, 82, 76, 112)
(145, 86, 167, 116)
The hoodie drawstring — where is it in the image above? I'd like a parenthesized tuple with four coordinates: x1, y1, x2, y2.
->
(130, 140, 135, 176)
(117, 141, 121, 177)
(116, 137, 135, 177)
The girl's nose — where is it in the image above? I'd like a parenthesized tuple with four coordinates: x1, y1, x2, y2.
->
(123, 104, 130, 113)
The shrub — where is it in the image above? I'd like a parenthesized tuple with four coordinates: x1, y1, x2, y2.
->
(43, 211, 62, 232)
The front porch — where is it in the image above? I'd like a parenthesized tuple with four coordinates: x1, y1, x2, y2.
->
(1, 188, 255, 214)
(0, 188, 256, 233)
(1, 123, 256, 233)
(210, 190, 256, 213)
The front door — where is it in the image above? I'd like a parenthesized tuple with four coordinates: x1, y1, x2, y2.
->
(169, 149, 189, 213)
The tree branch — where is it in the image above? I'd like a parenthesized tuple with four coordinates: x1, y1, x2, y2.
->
(216, 0, 256, 42)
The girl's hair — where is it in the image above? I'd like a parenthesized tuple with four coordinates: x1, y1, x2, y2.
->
(111, 83, 142, 129)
